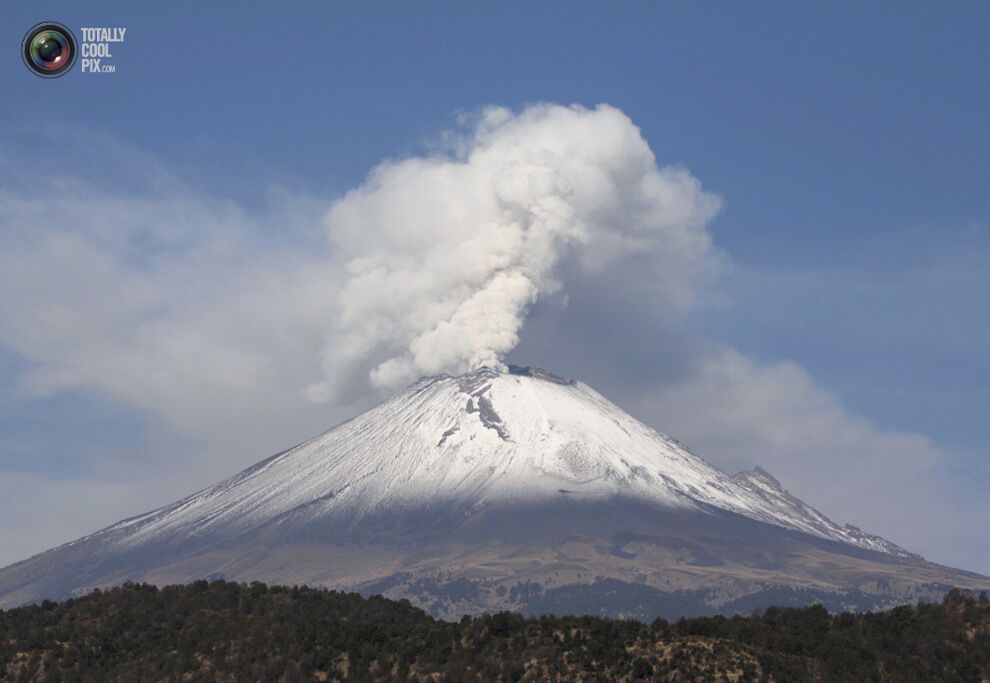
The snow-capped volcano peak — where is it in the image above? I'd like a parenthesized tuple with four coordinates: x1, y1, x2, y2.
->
(107, 365, 912, 558)
(6, 364, 986, 617)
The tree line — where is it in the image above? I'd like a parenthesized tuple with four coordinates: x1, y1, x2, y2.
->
(1, 581, 987, 681)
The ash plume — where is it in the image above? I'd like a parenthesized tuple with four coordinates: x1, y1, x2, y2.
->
(306, 104, 720, 399)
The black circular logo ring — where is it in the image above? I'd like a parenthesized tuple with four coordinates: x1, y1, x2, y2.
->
(22, 22, 77, 78)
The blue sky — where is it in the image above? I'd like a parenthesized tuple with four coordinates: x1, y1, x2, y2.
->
(1, 2, 988, 572)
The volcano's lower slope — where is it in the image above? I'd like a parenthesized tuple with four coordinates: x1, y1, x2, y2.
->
(1, 367, 986, 619)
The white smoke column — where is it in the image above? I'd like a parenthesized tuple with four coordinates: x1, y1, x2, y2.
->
(306, 103, 720, 398)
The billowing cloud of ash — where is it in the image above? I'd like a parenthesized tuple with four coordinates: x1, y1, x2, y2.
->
(306, 104, 720, 399)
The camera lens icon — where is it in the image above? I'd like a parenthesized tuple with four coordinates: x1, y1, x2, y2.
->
(22, 22, 77, 78)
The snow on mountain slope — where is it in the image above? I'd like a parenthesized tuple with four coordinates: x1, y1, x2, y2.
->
(102, 366, 911, 558)
(731, 467, 918, 559)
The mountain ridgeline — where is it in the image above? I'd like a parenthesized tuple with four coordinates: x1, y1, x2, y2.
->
(0, 366, 987, 618)
(2, 581, 989, 682)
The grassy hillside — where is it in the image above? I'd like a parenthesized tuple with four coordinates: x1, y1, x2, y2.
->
(1, 581, 988, 681)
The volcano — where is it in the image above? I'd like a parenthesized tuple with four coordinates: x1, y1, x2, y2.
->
(1, 366, 986, 618)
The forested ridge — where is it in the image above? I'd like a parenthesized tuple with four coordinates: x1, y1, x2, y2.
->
(1, 581, 988, 682)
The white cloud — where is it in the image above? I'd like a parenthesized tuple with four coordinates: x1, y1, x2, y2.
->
(0, 169, 350, 459)
(631, 350, 933, 525)
(626, 346, 986, 569)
